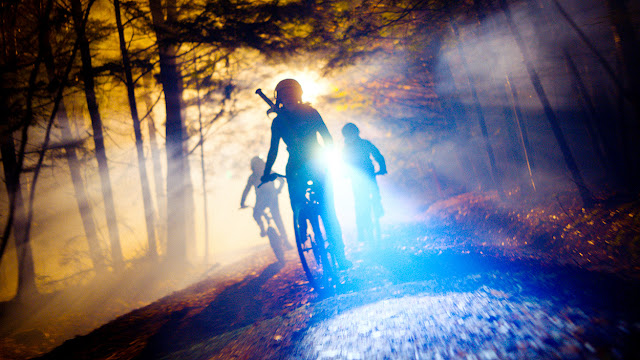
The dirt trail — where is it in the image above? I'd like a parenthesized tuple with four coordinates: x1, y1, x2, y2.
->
(33, 235, 640, 359)
(2, 220, 640, 360)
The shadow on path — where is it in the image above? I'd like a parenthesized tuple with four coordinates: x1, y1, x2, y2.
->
(136, 261, 284, 360)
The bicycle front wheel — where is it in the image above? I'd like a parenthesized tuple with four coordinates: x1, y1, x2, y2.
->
(295, 204, 336, 291)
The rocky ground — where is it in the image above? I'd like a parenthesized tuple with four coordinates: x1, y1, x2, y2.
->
(1, 192, 640, 360)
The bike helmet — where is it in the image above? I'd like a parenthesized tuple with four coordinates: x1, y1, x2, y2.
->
(275, 78, 303, 101)
(341, 122, 360, 138)
(250, 156, 265, 172)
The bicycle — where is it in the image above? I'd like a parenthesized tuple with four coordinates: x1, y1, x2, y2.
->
(348, 170, 385, 249)
(241, 205, 287, 263)
(260, 173, 340, 292)
(365, 171, 385, 249)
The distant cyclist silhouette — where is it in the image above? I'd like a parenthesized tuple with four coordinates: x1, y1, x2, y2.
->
(241, 156, 292, 250)
(341, 123, 387, 244)
(261, 79, 352, 269)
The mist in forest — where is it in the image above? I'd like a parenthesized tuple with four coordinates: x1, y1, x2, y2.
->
(1, 0, 638, 344)
(408, 0, 627, 202)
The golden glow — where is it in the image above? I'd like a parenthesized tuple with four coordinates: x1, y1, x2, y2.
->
(275, 70, 331, 104)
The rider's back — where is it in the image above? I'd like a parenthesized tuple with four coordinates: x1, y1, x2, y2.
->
(272, 104, 324, 165)
(249, 172, 277, 206)
(343, 137, 379, 177)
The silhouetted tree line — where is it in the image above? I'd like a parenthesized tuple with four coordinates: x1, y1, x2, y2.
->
(1, 0, 638, 300)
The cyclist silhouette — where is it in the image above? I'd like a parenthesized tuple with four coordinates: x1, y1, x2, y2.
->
(241, 156, 292, 249)
(341, 122, 387, 244)
(261, 79, 352, 269)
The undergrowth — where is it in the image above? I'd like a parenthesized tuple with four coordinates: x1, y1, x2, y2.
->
(424, 191, 640, 278)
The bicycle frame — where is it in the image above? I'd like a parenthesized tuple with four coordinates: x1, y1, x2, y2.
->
(260, 173, 338, 292)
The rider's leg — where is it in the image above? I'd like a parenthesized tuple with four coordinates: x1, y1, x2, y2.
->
(353, 184, 373, 242)
(289, 163, 351, 269)
(352, 173, 374, 243)
(286, 171, 306, 245)
(371, 178, 384, 218)
(269, 203, 292, 249)
(252, 206, 267, 237)
(318, 174, 352, 269)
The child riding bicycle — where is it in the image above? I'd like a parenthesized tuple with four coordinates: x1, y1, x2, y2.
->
(260, 78, 352, 269)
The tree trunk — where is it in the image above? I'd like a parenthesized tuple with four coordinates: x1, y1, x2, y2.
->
(193, 57, 211, 264)
(39, 7, 105, 271)
(563, 50, 609, 173)
(142, 75, 166, 253)
(149, 0, 187, 263)
(450, 21, 503, 196)
(505, 74, 536, 191)
(605, 0, 640, 103)
(182, 133, 196, 262)
(0, 133, 37, 298)
(499, 0, 593, 208)
(70, 0, 123, 265)
(58, 105, 108, 268)
(427, 33, 484, 192)
(550, 0, 638, 190)
(0, 0, 43, 298)
(114, 0, 158, 259)
(605, 0, 640, 189)
(472, 0, 527, 183)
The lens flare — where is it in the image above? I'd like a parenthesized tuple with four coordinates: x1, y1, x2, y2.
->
(320, 146, 345, 175)
(274, 71, 330, 104)
(317, 146, 354, 224)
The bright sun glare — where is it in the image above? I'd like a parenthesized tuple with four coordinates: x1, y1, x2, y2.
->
(275, 71, 330, 104)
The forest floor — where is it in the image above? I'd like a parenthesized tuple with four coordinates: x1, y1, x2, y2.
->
(1, 190, 640, 359)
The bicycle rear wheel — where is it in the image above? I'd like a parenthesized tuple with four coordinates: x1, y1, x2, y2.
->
(267, 227, 285, 263)
(295, 205, 336, 291)
(371, 208, 382, 248)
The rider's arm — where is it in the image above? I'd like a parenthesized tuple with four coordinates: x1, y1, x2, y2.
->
(316, 114, 333, 147)
(369, 141, 387, 175)
(240, 176, 253, 208)
(263, 122, 281, 180)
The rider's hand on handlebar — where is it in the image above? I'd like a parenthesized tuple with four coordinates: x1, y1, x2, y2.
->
(260, 173, 278, 183)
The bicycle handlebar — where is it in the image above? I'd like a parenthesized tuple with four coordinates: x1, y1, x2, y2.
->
(257, 172, 285, 188)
